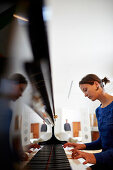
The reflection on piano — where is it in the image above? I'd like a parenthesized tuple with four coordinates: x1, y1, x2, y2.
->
(25, 0, 67, 146)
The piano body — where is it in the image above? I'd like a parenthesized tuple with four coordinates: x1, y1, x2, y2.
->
(0, 1, 88, 170)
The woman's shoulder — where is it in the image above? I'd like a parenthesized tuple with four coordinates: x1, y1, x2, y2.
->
(95, 105, 101, 118)
(102, 101, 113, 110)
(96, 104, 101, 111)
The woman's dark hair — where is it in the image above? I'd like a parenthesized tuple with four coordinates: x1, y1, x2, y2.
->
(9, 73, 28, 85)
(79, 74, 110, 88)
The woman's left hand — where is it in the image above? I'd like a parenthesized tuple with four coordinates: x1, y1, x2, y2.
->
(31, 143, 40, 149)
(72, 150, 96, 165)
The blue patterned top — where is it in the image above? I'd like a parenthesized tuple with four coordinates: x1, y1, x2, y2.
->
(85, 101, 113, 166)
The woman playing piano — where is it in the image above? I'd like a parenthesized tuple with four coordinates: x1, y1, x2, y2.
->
(64, 74, 113, 170)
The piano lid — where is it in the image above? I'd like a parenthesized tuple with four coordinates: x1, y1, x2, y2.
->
(24, 0, 55, 125)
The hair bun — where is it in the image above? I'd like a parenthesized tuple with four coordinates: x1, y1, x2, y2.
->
(102, 77, 110, 85)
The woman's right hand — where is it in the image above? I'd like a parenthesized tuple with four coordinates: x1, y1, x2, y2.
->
(63, 142, 86, 150)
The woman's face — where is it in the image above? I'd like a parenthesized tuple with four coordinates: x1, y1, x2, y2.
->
(79, 82, 99, 101)
(12, 83, 27, 101)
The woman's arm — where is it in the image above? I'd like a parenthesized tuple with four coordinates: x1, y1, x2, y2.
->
(94, 148, 113, 167)
(85, 137, 102, 150)
(63, 137, 102, 150)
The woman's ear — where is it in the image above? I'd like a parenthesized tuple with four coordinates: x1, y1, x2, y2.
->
(94, 81, 99, 91)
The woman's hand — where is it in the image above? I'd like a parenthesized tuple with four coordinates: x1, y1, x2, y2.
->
(26, 143, 41, 150)
(72, 150, 96, 164)
(63, 142, 86, 150)
(30, 143, 40, 149)
(25, 143, 40, 153)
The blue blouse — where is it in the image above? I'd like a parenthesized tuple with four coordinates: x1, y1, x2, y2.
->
(85, 101, 113, 167)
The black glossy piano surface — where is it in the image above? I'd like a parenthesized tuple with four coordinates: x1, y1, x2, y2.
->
(23, 144, 71, 170)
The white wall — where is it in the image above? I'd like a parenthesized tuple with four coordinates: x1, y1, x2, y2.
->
(46, 0, 113, 133)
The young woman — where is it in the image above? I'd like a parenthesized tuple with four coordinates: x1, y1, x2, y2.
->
(64, 74, 113, 170)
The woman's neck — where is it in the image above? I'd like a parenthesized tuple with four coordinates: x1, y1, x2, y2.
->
(98, 93, 113, 108)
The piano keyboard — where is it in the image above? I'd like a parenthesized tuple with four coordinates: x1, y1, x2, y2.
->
(23, 144, 72, 170)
